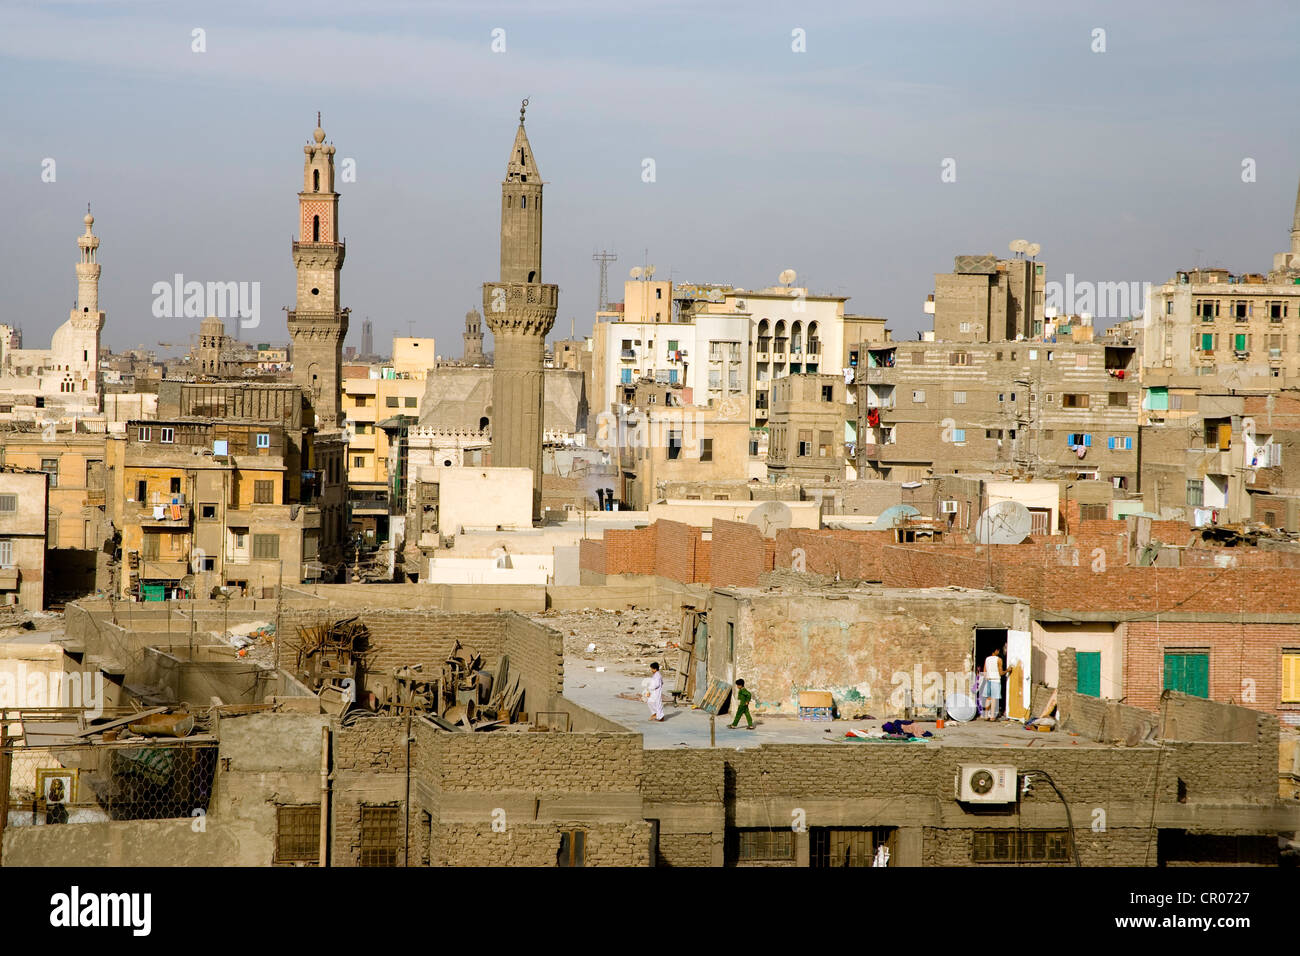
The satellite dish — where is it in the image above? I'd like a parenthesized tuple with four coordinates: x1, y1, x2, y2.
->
(629, 267, 643, 279)
(746, 501, 793, 537)
(1009, 239, 1029, 255)
(872, 504, 921, 530)
(946, 692, 977, 722)
(1026, 242, 1041, 258)
(974, 501, 1033, 545)
(778, 268, 797, 286)
(645, 265, 656, 278)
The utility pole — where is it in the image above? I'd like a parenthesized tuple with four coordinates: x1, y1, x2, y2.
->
(593, 250, 617, 313)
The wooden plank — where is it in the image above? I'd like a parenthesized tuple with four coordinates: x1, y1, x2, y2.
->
(74, 706, 168, 738)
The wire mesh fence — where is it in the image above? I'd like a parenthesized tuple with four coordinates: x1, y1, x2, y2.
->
(3, 740, 216, 827)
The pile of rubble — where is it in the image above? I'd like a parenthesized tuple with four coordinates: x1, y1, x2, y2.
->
(530, 607, 678, 664)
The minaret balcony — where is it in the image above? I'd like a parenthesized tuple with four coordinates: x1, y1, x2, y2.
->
(292, 239, 346, 253)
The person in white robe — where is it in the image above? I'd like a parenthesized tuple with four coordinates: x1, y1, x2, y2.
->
(647, 662, 665, 721)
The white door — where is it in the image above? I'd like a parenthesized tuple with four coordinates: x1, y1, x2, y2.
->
(1006, 629, 1032, 720)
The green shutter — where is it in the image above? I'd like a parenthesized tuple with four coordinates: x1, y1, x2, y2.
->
(1164, 651, 1209, 698)
(1235, 333, 1246, 351)
(1076, 652, 1101, 697)
(1201, 333, 1214, 351)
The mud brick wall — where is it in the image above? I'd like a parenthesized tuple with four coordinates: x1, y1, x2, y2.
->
(430, 732, 643, 793)
(433, 822, 652, 866)
(280, 608, 508, 674)
(641, 750, 725, 804)
(330, 717, 411, 867)
(924, 826, 1153, 866)
(503, 612, 565, 707)
(655, 832, 717, 867)
(641, 750, 725, 867)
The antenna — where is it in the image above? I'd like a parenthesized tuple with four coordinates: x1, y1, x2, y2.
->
(593, 250, 618, 313)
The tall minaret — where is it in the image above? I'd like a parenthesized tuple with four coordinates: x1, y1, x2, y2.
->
(1274, 171, 1300, 276)
(483, 99, 558, 521)
(463, 308, 485, 364)
(65, 208, 104, 406)
(288, 115, 349, 429)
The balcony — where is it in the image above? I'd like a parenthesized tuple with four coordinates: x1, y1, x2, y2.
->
(620, 349, 636, 360)
(137, 494, 190, 526)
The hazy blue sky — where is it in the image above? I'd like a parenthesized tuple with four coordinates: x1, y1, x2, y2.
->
(2, 0, 1299, 354)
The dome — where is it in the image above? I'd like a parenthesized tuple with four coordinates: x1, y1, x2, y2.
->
(313, 126, 326, 144)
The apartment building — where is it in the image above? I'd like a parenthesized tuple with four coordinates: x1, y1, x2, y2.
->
(616, 400, 751, 510)
(857, 340, 1140, 487)
(928, 254, 1046, 343)
(0, 467, 48, 610)
(765, 373, 849, 484)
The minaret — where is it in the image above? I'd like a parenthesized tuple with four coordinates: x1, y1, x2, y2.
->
(68, 208, 104, 406)
(288, 115, 349, 429)
(463, 308, 485, 364)
(483, 99, 558, 521)
(1273, 171, 1300, 276)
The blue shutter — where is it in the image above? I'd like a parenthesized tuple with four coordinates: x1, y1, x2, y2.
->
(1083, 434, 1092, 447)
(1107, 437, 1115, 450)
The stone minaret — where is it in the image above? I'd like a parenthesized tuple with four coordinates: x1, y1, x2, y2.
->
(69, 209, 105, 405)
(463, 308, 485, 364)
(288, 116, 349, 429)
(482, 100, 557, 521)
(1274, 172, 1300, 276)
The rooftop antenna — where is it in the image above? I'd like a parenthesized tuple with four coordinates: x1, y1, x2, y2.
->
(593, 249, 618, 312)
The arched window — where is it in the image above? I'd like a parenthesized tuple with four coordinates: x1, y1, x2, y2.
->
(479, 416, 490, 430)
(312, 215, 320, 242)
(507, 195, 513, 208)
(313, 169, 319, 192)
(527, 271, 536, 282)
(521, 195, 527, 209)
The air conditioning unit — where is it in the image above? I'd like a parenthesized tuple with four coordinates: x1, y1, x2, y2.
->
(956, 765, 1017, 803)
(940, 500, 959, 514)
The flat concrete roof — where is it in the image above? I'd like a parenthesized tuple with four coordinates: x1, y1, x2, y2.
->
(563, 657, 1110, 752)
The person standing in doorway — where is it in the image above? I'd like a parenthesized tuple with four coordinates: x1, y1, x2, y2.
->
(729, 678, 754, 730)
(982, 648, 1005, 720)
(647, 662, 665, 722)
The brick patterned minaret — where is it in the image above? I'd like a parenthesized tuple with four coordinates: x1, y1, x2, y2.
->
(288, 116, 349, 429)
(483, 100, 557, 521)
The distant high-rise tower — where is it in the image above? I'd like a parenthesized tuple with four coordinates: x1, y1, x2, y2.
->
(463, 308, 485, 364)
(1274, 172, 1300, 275)
(287, 116, 349, 429)
(482, 99, 558, 521)
(361, 318, 374, 358)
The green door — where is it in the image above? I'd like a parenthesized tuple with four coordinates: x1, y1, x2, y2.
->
(1164, 651, 1209, 697)
(1076, 652, 1101, 697)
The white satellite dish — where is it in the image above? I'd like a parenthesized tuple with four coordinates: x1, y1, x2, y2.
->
(946, 692, 977, 722)
(1009, 239, 1029, 255)
(1026, 242, 1041, 258)
(629, 266, 643, 280)
(645, 264, 656, 278)
(974, 501, 1033, 545)
(746, 501, 793, 538)
(778, 268, 797, 286)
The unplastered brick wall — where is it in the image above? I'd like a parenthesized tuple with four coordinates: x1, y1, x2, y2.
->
(578, 537, 607, 574)
(1125, 619, 1300, 720)
(280, 608, 508, 674)
(330, 717, 412, 867)
(641, 750, 725, 804)
(433, 822, 652, 867)
(593, 520, 709, 584)
(710, 520, 773, 587)
(429, 732, 644, 794)
(924, 826, 1153, 867)
(504, 612, 564, 704)
(773, 528, 896, 582)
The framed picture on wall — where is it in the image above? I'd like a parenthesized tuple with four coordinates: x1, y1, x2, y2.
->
(36, 768, 77, 806)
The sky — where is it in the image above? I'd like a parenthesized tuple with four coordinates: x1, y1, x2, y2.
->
(2, 0, 1299, 355)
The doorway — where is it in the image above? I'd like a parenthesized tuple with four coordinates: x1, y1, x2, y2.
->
(974, 628, 1007, 714)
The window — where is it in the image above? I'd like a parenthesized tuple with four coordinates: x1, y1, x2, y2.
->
(170, 477, 181, 495)
(353, 456, 366, 468)
(667, 430, 682, 461)
(1164, 650, 1209, 698)
(200, 503, 217, 519)
(810, 827, 894, 868)
(952, 428, 966, 443)
(949, 350, 970, 366)
(252, 534, 279, 560)
(749, 438, 760, 457)
(558, 829, 586, 867)
(1108, 392, 1127, 407)
(735, 829, 794, 862)
(819, 430, 834, 457)
(1075, 353, 1088, 369)
(973, 830, 1072, 864)
(1067, 433, 1091, 447)
(405, 396, 417, 408)
(821, 385, 835, 402)
(1200, 332, 1215, 352)
(1186, 480, 1203, 507)
(255, 432, 270, 449)
(252, 480, 275, 504)
(386, 396, 399, 408)
(358, 806, 400, 867)
(910, 351, 925, 365)
(912, 389, 926, 404)
(700, 438, 713, 462)
(1061, 393, 1089, 409)
(138, 427, 152, 442)
(1282, 651, 1300, 704)
(0, 540, 11, 568)
(160, 427, 174, 444)
(1107, 436, 1133, 451)
(141, 533, 160, 560)
(1234, 300, 1248, 320)
(136, 480, 147, 501)
(0, 495, 13, 514)
(354, 395, 369, 407)
(1079, 503, 1108, 522)
(41, 458, 59, 488)
(953, 391, 966, 404)
(798, 429, 812, 457)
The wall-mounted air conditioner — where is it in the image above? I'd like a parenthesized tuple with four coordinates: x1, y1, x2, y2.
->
(956, 765, 1017, 803)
